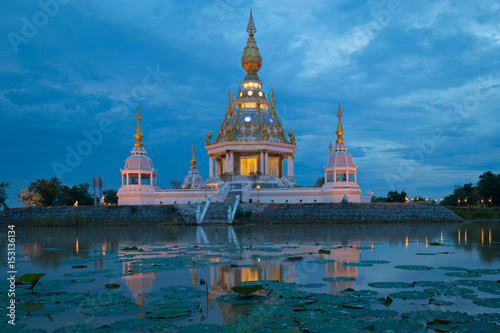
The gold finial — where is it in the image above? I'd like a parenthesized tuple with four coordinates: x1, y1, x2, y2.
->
(336, 103, 344, 144)
(270, 88, 276, 116)
(134, 105, 144, 147)
(190, 142, 197, 169)
(237, 98, 242, 113)
(246, 9, 256, 35)
(241, 10, 262, 80)
(256, 95, 261, 113)
(207, 130, 212, 139)
(329, 139, 333, 154)
(288, 129, 294, 137)
(227, 89, 233, 116)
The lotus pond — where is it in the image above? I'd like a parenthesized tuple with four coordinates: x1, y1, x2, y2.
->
(2, 220, 499, 332)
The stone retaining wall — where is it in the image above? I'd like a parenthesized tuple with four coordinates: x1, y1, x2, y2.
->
(0, 203, 461, 226)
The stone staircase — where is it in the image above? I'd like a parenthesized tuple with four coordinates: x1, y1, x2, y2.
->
(224, 191, 240, 203)
(203, 202, 232, 223)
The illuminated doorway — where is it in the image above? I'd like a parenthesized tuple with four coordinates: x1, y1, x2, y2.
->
(240, 157, 257, 175)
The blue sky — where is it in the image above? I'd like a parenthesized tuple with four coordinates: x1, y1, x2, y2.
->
(1, 0, 499, 207)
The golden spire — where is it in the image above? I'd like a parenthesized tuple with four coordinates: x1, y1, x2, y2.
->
(336, 103, 344, 144)
(134, 105, 144, 147)
(270, 88, 276, 116)
(207, 130, 212, 139)
(190, 142, 197, 169)
(227, 89, 233, 116)
(329, 139, 333, 154)
(241, 10, 262, 81)
(247, 9, 256, 35)
(256, 95, 261, 113)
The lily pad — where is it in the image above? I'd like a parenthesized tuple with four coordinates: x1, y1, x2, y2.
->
(426, 318, 454, 332)
(300, 318, 374, 332)
(365, 309, 398, 318)
(452, 321, 500, 332)
(445, 272, 482, 278)
(389, 291, 432, 300)
(402, 310, 474, 324)
(149, 298, 182, 307)
(301, 283, 326, 288)
(308, 259, 337, 264)
(360, 260, 390, 264)
(249, 304, 294, 316)
(473, 298, 500, 308)
(439, 266, 469, 271)
(324, 277, 355, 282)
(395, 265, 433, 270)
(145, 306, 191, 319)
(368, 282, 414, 289)
(176, 324, 220, 333)
(217, 294, 269, 304)
(219, 324, 255, 333)
(341, 288, 379, 297)
(343, 262, 373, 267)
(373, 319, 426, 333)
(232, 285, 264, 295)
(430, 298, 454, 306)
(105, 284, 121, 289)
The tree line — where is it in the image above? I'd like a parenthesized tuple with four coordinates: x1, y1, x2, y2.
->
(0, 177, 118, 208)
(442, 171, 499, 207)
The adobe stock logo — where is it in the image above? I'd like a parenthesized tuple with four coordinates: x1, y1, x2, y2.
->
(7, 0, 70, 54)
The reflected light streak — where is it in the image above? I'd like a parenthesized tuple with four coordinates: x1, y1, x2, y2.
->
(481, 229, 484, 246)
(465, 230, 467, 246)
(489, 229, 491, 246)
(405, 235, 408, 249)
(425, 237, 428, 248)
(76, 237, 79, 254)
(458, 229, 461, 245)
(440, 231, 443, 244)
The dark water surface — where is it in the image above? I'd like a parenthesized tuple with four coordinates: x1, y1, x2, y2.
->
(2, 221, 499, 332)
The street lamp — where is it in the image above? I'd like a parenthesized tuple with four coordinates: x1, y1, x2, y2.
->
(489, 197, 492, 207)
(465, 197, 467, 207)
(458, 199, 460, 206)
(256, 184, 261, 203)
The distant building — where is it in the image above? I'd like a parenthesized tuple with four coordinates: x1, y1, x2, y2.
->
(118, 11, 371, 206)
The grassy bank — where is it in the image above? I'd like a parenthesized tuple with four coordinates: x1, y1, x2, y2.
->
(447, 207, 499, 219)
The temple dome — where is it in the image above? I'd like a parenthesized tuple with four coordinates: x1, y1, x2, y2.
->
(124, 147, 155, 170)
(326, 150, 355, 168)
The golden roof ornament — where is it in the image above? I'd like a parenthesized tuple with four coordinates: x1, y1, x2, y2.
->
(336, 103, 344, 144)
(270, 88, 276, 116)
(227, 89, 233, 116)
(134, 105, 144, 147)
(207, 130, 212, 139)
(329, 139, 333, 154)
(190, 142, 197, 169)
(241, 10, 262, 81)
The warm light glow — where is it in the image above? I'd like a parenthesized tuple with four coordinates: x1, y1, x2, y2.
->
(243, 83, 248, 88)
(258, 91, 263, 97)
(481, 229, 484, 246)
(440, 231, 443, 244)
(247, 90, 253, 96)
(465, 230, 467, 245)
(425, 236, 428, 248)
(74, 200, 78, 207)
(405, 235, 408, 249)
(458, 229, 460, 244)
(489, 229, 492, 245)
(257, 258, 261, 262)
(249, 82, 253, 87)
(76, 237, 79, 254)
(256, 185, 261, 189)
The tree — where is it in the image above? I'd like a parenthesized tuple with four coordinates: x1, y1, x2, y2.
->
(57, 183, 93, 206)
(386, 190, 408, 203)
(249, 171, 262, 188)
(18, 189, 42, 207)
(477, 171, 500, 205)
(314, 177, 325, 187)
(28, 177, 62, 206)
(103, 189, 118, 205)
(170, 180, 182, 189)
(0, 182, 10, 209)
(371, 196, 387, 203)
(220, 172, 233, 183)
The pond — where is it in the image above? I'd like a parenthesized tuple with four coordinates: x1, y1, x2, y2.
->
(2, 221, 499, 332)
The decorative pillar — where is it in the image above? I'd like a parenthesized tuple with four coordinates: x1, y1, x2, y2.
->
(290, 155, 294, 177)
(354, 171, 356, 183)
(138, 173, 142, 185)
(264, 150, 269, 175)
(334, 170, 337, 182)
(260, 151, 264, 173)
(126, 173, 129, 185)
(230, 151, 234, 174)
(281, 156, 285, 178)
(209, 154, 214, 178)
(287, 156, 291, 177)
(225, 152, 229, 173)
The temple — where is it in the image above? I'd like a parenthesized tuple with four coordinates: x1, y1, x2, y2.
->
(117, 11, 372, 206)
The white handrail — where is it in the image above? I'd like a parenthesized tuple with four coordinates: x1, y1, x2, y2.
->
(229, 195, 240, 224)
(197, 195, 212, 224)
(218, 183, 230, 202)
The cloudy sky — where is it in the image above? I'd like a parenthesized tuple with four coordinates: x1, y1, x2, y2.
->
(1, 0, 499, 207)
